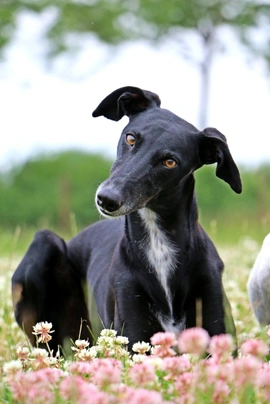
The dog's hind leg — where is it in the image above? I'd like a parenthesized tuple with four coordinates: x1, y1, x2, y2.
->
(12, 230, 91, 352)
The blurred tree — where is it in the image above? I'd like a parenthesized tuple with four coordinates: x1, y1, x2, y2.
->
(1, 1, 269, 127)
(0, 150, 113, 230)
(237, 3, 270, 70)
(0, 0, 19, 52)
(0, 152, 269, 243)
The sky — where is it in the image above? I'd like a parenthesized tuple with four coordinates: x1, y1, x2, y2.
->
(1, 11, 270, 172)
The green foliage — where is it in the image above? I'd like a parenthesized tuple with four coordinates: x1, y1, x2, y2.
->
(0, 0, 18, 56)
(0, 0, 269, 59)
(0, 150, 269, 246)
(0, 150, 112, 231)
(195, 164, 270, 244)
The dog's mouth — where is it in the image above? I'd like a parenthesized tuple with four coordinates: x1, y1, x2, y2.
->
(96, 201, 147, 219)
(97, 206, 117, 218)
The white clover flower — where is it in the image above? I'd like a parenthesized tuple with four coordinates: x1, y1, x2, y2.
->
(48, 357, 59, 366)
(74, 339, 90, 349)
(97, 335, 114, 347)
(100, 329, 117, 338)
(132, 341, 151, 354)
(113, 347, 130, 360)
(132, 354, 147, 363)
(32, 321, 55, 343)
(145, 357, 164, 370)
(31, 348, 49, 358)
(33, 321, 53, 333)
(89, 346, 98, 358)
(76, 348, 96, 361)
(16, 346, 30, 361)
(115, 336, 129, 345)
(3, 360, 23, 374)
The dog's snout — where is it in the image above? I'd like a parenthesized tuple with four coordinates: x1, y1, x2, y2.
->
(97, 189, 123, 213)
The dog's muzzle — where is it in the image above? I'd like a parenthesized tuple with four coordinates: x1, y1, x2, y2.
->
(95, 186, 124, 217)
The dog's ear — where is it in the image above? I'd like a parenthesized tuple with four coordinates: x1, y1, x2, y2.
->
(92, 86, 161, 121)
(198, 127, 242, 194)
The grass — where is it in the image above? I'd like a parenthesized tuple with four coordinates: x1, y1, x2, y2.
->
(0, 225, 269, 402)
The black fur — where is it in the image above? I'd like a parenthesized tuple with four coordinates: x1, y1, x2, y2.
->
(12, 86, 241, 351)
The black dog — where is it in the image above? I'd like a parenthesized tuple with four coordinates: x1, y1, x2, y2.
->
(12, 86, 242, 351)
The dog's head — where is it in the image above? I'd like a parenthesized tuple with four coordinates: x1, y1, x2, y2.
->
(93, 86, 242, 218)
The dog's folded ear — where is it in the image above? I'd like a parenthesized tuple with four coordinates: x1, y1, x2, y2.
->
(92, 86, 161, 121)
(198, 127, 242, 194)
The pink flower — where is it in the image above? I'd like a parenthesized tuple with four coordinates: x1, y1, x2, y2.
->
(150, 331, 177, 347)
(212, 379, 231, 404)
(178, 327, 210, 355)
(151, 345, 176, 358)
(204, 358, 234, 385)
(112, 385, 164, 404)
(32, 368, 64, 384)
(7, 369, 64, 403)
(68, 361, 95, 377)
(241, 338, 269, 359)
(129, 362, 156, 386)
(91, 358, 122, 387)
(59, 376, 111, 404)
(208, 334, 234, 360)
(125, 387, 164, 404)
(162, 356, 191, 379)
(7, 372, 31, 402)
(59, 375, 88, 401)
(175, 372, 195, 395)
(258, 363, 270, 401)
(68, 358, 122, 386)
(233, 357, 260, 387)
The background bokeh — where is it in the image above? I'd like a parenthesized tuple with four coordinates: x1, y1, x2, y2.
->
(1, 0, 270, 251)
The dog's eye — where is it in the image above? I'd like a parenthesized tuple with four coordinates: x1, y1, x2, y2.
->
(163, 158, 177, 169)
(126, 134, 136, 146)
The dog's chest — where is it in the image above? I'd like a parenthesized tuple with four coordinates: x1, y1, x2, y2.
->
(139, 208, 177, 310)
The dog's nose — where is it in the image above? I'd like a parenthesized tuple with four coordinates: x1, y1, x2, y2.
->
(97, 189, 123, 213)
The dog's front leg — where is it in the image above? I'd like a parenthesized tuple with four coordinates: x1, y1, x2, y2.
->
(200, 276, 227, 337)
(112, 279, 161, 351)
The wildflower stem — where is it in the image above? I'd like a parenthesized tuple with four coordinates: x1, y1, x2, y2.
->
(46, 341, 53, 357)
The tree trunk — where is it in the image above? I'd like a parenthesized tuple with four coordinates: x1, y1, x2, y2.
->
(198, 28, 215, 129)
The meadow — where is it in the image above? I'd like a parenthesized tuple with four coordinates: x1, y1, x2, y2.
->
(0, 225, 269, 403)
(0, 153, 270, 402)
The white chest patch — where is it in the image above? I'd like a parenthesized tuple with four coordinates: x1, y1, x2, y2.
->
(139, 208, 177, 314)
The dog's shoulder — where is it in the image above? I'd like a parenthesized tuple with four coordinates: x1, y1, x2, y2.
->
(192, 223, 224, 274)
(67, 218, 125, 270)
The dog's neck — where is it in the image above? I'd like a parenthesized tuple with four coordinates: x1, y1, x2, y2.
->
(126, 174, 198, 249)
(125, 175, 198, 332)
(138, 208, 177, 305)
